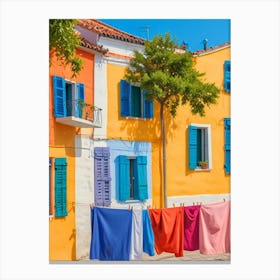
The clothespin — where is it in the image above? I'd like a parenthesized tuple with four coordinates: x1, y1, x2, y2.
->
(223, 198, 226, 202)
(128, 205, 131, 210)
(183, 202, 185, 206)
(193, 202, 195, 206)
(173, 203, 175, 208)
(89, 203, 94, 209)
(200, 202, 202, 205)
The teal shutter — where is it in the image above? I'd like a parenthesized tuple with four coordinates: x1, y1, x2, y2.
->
(118, 156, 130, 201)
(76, 83, 85, 118)
(131, 86, 141, 117)
(189, 125, 198, 169)
(53, 76, 66, 117)
(224, 60, 231, 93)
(134, 156, 148, 200)
(224, 118, 231, 174)
(55, 158, 67, 217)
(120, 80, 131, 116)
(143, 90, 154, 118)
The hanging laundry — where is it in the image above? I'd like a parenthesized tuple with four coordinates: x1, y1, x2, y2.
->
(184, 205, 201, 251)
(142, 209, 155, 256)
(90, 207, 132, 261)
(130, 209, 143, 260)
(199, 201, 230, 254)
(149, 207, 184, 257)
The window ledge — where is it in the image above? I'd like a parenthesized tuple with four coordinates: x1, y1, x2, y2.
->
(122, 116, 152, 121)
(195, 168, 212, 171)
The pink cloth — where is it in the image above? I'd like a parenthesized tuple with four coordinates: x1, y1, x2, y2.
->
(184, 205, 201, 251)
(199, 201, 230, 254)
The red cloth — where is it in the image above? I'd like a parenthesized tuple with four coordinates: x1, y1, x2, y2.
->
(184, 205, 201, 251)
(148, 207, 184, 257)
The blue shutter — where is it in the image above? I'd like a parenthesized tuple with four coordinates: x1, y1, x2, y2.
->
(224, 118, 231, 174)
(94, 147, 111, 206)
(120, 80, 131, 117)
(76, 83, 85, 118)
(189, 125, 198, 169)
(143, 90, 154, 118)
(134, 156, 148, 200)
(224, 61, 231, 93)
(55, 158, 67, 217)
(53, 76, 66, 117)
(118, 156, 130, 201)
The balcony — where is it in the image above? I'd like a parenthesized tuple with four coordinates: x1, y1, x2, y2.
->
(56, 100, 102, 128)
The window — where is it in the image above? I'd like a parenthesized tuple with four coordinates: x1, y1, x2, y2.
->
(224, 60, 231, 93)
(120, 79, 154, 119)
(94, 147, 111, 206)
(224, 118, 231, 174)
(53, 75, 85, 118)
(54, 158, 67, 217)
(188, 124, 212, 170)
(117, 155, 148, 201)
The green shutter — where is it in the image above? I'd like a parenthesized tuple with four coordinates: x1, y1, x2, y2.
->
(131, 86, 141, 117)
(134, 156, 148, 200)
(55, 158, 67, 217)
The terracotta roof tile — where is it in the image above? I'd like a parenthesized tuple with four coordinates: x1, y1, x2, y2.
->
(192, 42, 230, 56)
(80, 37, 108, 54)
(77, 19, 145, 45)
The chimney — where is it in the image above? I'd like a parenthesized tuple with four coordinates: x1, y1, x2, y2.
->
(203, 38, 208, 50)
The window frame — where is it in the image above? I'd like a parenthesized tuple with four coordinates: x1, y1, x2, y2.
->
(188, 124, 212, 171)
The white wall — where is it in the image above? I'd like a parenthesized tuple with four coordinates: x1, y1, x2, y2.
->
(75, 136, 106, 260)
(167, 193, 231, 208)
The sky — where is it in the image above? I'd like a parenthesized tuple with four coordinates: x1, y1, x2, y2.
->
(99, 19, 230, 52)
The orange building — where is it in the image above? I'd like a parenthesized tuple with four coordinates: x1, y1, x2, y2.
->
(49, 39, 107, 260)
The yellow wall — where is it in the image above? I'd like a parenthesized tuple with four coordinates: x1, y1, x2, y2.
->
(107, 46, 230, 208)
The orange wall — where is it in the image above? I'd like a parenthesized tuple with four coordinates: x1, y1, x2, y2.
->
(49, 48, 94, 260)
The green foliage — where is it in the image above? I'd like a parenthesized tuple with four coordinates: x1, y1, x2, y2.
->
(49, 19, 83, 78)
(125, 33, 219, 117)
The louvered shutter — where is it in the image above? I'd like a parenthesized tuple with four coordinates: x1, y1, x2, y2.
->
(143, 90, 154, 118)
(189, 125, 198, 169)
(120, 80, 131, 116)
(118, 156, 130, 201)
(53, 76, 66, 117)
(224, 118, 231, 174)
(76, 83, 85, 118)
(55, 158, 67, 217)
(134, 156, 148, 200)
(94, 147, 111, 206)
(224, 61, 231, 93)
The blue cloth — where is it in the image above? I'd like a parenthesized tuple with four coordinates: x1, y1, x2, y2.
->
(142, 209, 155, 256)
(90, 207, 133, 261)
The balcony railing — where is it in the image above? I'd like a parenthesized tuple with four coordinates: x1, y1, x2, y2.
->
(56, 100, 102, 128)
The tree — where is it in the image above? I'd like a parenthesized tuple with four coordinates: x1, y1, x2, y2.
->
(49, 19, 83, 77)
(125, 33, 219, 207)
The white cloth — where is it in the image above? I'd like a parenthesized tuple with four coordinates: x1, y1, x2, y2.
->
(130, 209, 143, 260)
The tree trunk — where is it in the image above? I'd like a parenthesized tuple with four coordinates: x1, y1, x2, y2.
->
(160, 103, 167, 208)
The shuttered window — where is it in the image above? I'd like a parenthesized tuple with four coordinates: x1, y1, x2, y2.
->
(94, 147, 111, 206)
(120, 79, 154, 119)
(188, 124, 211, 170)
(55, 158, 67, 217)
(118, 155, 148, 201)
(53, 75, 85, 118)
(224, 60, 231, 93)
(224, 118, 231, 174)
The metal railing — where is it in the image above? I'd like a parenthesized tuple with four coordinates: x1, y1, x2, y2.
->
(66, 100, 102, 127)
